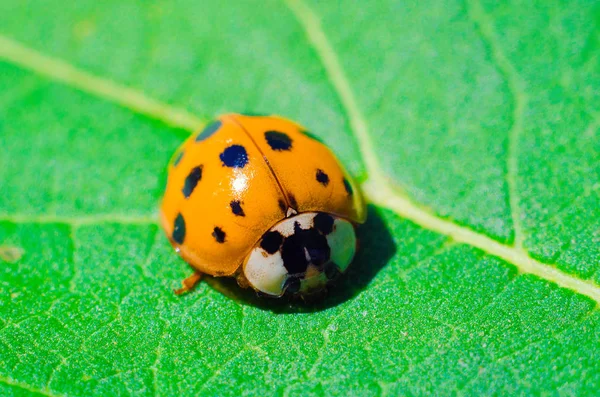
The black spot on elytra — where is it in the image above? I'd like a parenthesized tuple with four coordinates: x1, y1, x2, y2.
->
(220, 145, 248, 168)
(316, 169, 329, 186)
(313, 213, 334, 235)
(278, 199, 287, 213)
(173, 151, 184, 167)
(288, 194, 298, 209)
(265, 131, 293, 151)
(196, 120, 222, 142)
(230, 200, 245, 217)
(281, 224, 330, 274)
(212, 227, 226, 243)
(182, 166, 202, 198)
(285, 277, 301, 294)
(260, 231, 284, 254)
(173, 214, 186, 244)
(343, 178, 353, 196)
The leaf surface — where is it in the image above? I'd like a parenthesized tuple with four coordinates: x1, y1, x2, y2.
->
(0, 0, 599, 395)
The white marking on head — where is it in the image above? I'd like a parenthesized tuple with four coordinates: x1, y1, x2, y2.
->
(326, 218, 357, 273)
(272, 212, 314, 235)
(244, 248, 288, 296)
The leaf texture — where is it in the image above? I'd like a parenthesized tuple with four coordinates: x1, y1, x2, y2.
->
(0, 0, 599, 395)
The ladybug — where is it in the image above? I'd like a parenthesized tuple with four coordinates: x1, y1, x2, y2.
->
(160, 114, 366, 298)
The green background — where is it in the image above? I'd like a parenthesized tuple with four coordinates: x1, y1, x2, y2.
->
(1, 0, 599, 395)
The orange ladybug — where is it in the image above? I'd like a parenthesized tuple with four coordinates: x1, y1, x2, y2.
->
(160, 114, 366, 297)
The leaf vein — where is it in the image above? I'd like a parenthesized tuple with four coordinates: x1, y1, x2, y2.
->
(466, 0, 528, 249)
(0, 214, 159, 226)
(0, 34, 205, 131)
(0, 375, 66, 397)
(284, 0, 600, 305)
(1, 32, 599, 305)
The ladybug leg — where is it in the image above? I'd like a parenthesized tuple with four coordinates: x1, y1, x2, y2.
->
(174, 271, 202, 295)
(236, 272, 250, 289)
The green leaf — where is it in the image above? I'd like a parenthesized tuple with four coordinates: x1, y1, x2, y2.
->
(1, 0, 599, 395)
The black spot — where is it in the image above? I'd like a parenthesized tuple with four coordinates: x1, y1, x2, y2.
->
(314, 213, 334, 235)
(288, 194, 298, 209)
(212, 227, 226, 243)
(278, 199, 287, 213)
(324, 262, 341, 280)
(196, 120, 222, 141)
(343, 178, 353, 196)
(230, 200, 245, 217)
(173, 214, 186, 244)
(281, 224, 330, 274)
(260, 231, 284, 254)
(182, 166, 202, 198)
(284, 277, 301, 294)
(316, 169, 329, 186)
(265, 131, 293, 151)
(173, 151, 184, 167)
(220, 145, 248, 168)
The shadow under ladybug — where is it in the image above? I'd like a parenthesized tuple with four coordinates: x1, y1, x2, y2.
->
(204, 205, 396, 313)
